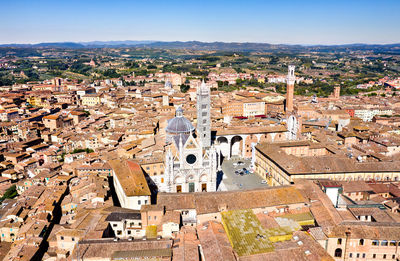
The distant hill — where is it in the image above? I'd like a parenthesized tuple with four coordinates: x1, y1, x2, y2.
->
(1, 41, 400, 53)
(81, 40, 155, 47)
(0, 40, 154, 49)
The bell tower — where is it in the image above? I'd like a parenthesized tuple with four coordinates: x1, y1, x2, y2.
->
(197, 80, 211, 147)
(334, 85, 341, 99)
(286, 65, 295, 113)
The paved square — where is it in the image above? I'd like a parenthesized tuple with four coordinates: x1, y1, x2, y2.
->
(219, 158, 268, 191)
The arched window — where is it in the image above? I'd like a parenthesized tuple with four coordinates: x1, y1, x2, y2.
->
(359, 239, 364, 245)
(334, 248, 342, 257)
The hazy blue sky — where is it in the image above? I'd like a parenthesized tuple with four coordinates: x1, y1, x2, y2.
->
(1, 0, 399, 45)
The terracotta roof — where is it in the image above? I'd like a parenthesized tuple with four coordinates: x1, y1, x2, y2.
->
(157, 186, 307, 215)
(43, 114, 60, 120)
(256, 142, 400, 175)
(109, 159, 151, 196)
(197, 221, 236, 261)
(214, 125, 287, 136)
(329, 223, 400, 240)
(339, 181, 373, 193)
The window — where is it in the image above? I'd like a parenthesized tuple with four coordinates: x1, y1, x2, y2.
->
(390, 241, 396, 246)
(138, 200, 141, 205)
(393, 255, 396, 259)
(145, 200, 148, 204)
(362, 253, 366, 258)
(372, 240, 379, 246)
(349, 253, 353, 258)
(381, 240, 388, 246)
(337, 238, 342, 245)
(356, 253, 360, 258)
(61, 236, 64, 240)
(148, 216, 151, 220)
(359, 239, 364, 245)
(113, 224, 117, 227)
(334, 248, 342, 257)
(383, 254, 386, 259)
(127, 230, 131, 235)
(71, 237, 75, 241)
(373, 254, 376, 258)
(154, 216, 157, 220)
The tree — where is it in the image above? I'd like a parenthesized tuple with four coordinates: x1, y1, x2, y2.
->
(0, 185, 17, 202)
(180, 84, 190, 93)
(125, 61, 139, 68)
(103, 69, 120, 78)
(0, 77, 13, 86)
(70, 61, 91, 75)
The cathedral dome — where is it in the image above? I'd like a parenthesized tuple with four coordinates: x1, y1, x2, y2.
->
(166, 107, 195, 134)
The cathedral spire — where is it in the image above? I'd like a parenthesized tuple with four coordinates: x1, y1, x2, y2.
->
(197, 79, 208, 94)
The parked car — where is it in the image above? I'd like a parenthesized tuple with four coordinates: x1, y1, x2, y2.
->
(261, 180, 267, 184)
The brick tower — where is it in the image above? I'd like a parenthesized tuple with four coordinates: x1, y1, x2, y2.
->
(286, 65, 295, 113)
(334, 85, 340, 99)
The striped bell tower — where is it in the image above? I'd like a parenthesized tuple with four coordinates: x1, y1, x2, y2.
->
(196, 80, 211, 147)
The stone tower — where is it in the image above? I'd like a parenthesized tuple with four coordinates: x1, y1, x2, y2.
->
(334, 85, 340, 99)
(286, 65, 295, 113)
(197, 80, 211, 147)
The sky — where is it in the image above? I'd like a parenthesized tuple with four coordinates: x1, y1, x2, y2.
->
(1, 0, 399, 45)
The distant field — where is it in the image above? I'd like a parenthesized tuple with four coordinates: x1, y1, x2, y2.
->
(62, 71, 89, 80)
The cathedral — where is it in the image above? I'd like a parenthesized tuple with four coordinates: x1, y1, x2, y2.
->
(160, 81, 218, 193)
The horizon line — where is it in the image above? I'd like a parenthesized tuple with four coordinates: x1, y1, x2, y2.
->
(1, 40, 400, 47)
